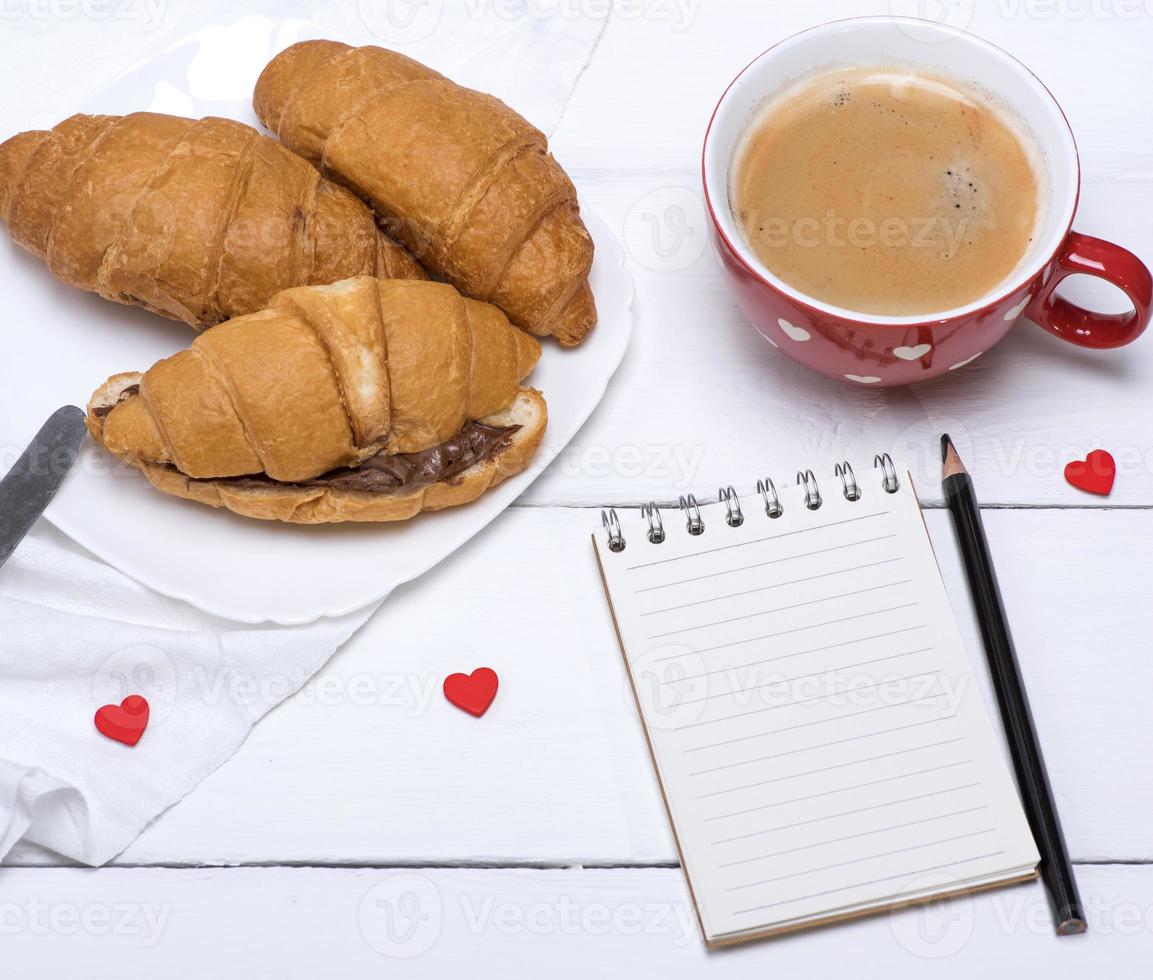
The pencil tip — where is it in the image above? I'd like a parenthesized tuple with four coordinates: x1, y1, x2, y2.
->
(940, 433, 968, 479)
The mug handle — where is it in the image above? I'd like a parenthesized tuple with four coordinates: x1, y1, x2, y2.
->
(1025, 231, 1153, 349)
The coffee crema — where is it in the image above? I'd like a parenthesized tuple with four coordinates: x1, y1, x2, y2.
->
(731, 67, 1042, 316)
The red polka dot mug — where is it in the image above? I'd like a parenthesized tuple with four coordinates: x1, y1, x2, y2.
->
(702, 17, 1152, 387)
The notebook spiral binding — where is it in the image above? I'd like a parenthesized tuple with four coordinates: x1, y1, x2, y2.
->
(600, 454, 899, 553)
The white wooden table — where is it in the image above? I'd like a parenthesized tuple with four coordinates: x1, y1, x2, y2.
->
(5, 1, 1153, 974)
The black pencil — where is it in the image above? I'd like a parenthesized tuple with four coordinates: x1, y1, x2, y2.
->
(940, 434, 1086, 936)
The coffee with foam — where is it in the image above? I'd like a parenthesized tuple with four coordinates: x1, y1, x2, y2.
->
(731, 67, 1044, 317)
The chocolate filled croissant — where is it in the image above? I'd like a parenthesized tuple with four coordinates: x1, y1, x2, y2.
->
(86, 277, 547, 524)
(254, 41, 597, 347)
(0, 112, 425, 328)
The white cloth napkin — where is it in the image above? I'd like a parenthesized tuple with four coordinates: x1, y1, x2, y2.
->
(0, 0, 606, 867)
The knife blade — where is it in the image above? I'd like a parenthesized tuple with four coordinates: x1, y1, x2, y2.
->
(0, 406, 88, 570)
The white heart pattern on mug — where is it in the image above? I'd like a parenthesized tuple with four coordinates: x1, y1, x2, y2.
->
(1003, 295, 1032, 321)
(778, 318, 811, 342)
(844, 374, 882, 384)
(893, 344, 932, 361)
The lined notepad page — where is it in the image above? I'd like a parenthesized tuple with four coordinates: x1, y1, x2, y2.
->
(594, 467, 1038, 945)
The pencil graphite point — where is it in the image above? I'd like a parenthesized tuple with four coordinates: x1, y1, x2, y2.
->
(940, 434, 968, 480)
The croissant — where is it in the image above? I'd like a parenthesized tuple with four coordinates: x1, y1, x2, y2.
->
(0, 112, 425, 329)
(86, 277, 546, 524)
(254, 41, 597, 347)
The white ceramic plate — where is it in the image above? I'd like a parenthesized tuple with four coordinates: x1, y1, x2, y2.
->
(0, 25, 633, 624)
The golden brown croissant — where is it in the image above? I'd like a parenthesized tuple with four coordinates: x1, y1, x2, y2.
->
(254, 40, 597, 347)
(86, 277, 546, 524)
(0, 112, 425, 328)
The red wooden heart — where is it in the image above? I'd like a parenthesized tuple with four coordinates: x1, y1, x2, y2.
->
(94, 695, 150, 746)
(1064, 449, 1116, 496)
(443, 668, 499, 717)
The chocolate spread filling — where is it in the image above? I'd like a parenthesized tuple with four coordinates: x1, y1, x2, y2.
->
(92, 384, 140, 419)
(226, 419, 521, 494)
(102, 390, 520, 495)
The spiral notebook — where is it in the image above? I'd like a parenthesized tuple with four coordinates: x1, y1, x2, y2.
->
(592, 457, 1039, 947)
